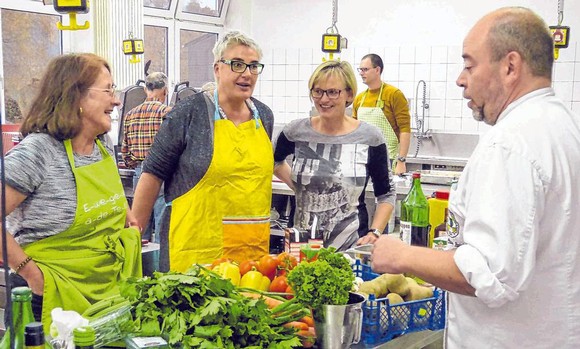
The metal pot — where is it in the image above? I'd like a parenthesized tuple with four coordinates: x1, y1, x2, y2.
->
(313, 292, 366, 349)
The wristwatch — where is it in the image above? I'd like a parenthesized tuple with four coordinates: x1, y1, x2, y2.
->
(396, 156, 406, 163)
(368, 228, 382, 238)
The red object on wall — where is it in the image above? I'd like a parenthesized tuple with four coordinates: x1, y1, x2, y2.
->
(2, 124, 21, 155)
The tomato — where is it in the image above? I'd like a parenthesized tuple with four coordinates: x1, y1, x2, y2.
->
(276, 252, 298, 272)
(257, 255, 279, 281)
(285, 285, 294, 300)
(210, 257, 231, 269)
(269, 275, 289, 293)
(239, 260, 259, 276)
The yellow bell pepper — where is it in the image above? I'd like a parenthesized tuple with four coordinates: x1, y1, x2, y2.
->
(213, 262, 241, 286)
(259, 275, 271, 291)
(240, 270, 270, 291)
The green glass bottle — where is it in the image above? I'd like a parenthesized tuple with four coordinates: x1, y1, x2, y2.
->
(73, 326, 96, 349)
(400, 172, 430, 247)
(12, 287, 36, 349)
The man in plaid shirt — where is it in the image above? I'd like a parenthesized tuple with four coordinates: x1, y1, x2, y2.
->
(121, 72, 171, 242)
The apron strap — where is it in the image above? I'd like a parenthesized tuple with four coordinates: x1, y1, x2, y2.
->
(213, 89, 261, 129)
(359, 83, 385, 108)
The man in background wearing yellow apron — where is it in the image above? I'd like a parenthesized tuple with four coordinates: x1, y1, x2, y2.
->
(353, 54, 411, 175)
(132, 31, 274, 272)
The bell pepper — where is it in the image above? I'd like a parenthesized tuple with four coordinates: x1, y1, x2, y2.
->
(240, 270, 270, 291)
(260, 275, 271, 291)
(213, 262, 241, 286)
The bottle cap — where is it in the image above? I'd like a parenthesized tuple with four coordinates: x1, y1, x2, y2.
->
(412, 172, 421, 179)
(434, 191, 450, 200)
(73, 326, 96, 346)
(11, 286, 32, 301)
(25, 322, 45, 346)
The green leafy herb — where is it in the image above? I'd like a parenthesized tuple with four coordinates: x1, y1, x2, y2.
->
(119, 265, 302, 348)
(287, 247, 355, 321)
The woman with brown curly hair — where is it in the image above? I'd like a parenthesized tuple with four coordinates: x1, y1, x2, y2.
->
(1, 53, 141, 330)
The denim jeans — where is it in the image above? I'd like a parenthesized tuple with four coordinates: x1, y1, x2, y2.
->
(133, 164, 165, 243)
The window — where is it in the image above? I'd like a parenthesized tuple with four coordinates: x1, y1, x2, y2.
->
(179, 29, 217, 88)
(180, 0, 223, 17)
(144, 25, 168, 74)
(144, 0, 172, 10)
(1, 9, 61, 123)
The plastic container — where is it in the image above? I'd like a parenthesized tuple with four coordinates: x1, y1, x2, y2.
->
(428, 190, 449, 248)
(88, 305, 134, 348)
(125, 336, 169, 349)
(352, 261, 446, 346)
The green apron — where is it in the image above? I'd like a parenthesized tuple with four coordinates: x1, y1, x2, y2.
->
(23, 139, 142, 332)
(357, 83, 400, 161)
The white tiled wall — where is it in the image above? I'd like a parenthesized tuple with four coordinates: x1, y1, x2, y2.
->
(254, 42, 580, 134)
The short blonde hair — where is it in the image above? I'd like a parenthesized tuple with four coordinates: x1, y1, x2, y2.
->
(308, 60, 357, 107)
(212, 30, 263, 64)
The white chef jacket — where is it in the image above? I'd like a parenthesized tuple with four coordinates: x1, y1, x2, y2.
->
(446, 88, 580, 348)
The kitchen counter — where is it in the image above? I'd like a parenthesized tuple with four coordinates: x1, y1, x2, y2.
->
(272, 179, 451, 200)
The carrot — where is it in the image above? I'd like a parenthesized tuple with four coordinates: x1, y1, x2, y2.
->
(301, 315, 314, 328)
(283, 321, 309, 331)
(240, 291, 284, 309)
(296, 326, 315, 337)
(297, 327, 316, 348)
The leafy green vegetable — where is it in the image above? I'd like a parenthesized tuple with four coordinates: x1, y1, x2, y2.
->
(119, 265, 302, 348)
(287, 247, 355, 321)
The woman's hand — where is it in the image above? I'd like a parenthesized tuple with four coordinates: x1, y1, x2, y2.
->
(356, 232, 379, 245)
(19, 261, 45, 296)
(125, 208, 142, 234)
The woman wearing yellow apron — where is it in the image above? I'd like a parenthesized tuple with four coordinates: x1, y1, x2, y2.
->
(1, 53, 141, 332)
(132, 31, 275, 271)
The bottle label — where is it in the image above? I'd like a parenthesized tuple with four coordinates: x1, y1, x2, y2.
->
(411, 225, 430, 247)
(400, 220, 411, 244)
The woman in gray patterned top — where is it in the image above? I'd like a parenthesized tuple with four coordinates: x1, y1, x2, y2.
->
(274, 60, 396, 251)
(1, 53, 141, 327)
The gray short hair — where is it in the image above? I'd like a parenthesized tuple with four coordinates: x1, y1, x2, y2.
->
(145, 72, 168, 91)
(212, 30, 263, 64)
(487, 7, 553, 79)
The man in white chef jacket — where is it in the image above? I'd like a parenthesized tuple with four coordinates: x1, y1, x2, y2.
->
(370, 6, 580, 348)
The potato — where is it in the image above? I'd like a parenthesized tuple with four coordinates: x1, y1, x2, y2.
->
(386, 292, 404, 305)
(358, 278, 388, 298)
(403, 283, 434, 301)
(380, 273, 409, 297)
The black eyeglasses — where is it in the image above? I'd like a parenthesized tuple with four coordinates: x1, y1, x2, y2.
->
(220, 59, 265, 75)
(357, 67, 374, 73)
(87, 84, 117, 97)
(310, 88, 343, 99)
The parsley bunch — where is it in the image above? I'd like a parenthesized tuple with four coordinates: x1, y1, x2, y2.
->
(120, 265, 301, 348)
(287, 247, 355, 321)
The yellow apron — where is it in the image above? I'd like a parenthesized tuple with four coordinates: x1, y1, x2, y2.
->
(357, 84, 399, 160)
(23, 139, 142, 332)
(168, 93, 273, 271)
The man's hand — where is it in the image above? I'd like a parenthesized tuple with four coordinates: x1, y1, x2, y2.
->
(394, 161, 406, 175)
(370, 235, 410, 274)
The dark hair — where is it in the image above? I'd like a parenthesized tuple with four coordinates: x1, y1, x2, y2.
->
(361, 53, 384, 73)
(488, 7, 553, 78)
(20, 53, 111, 140)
